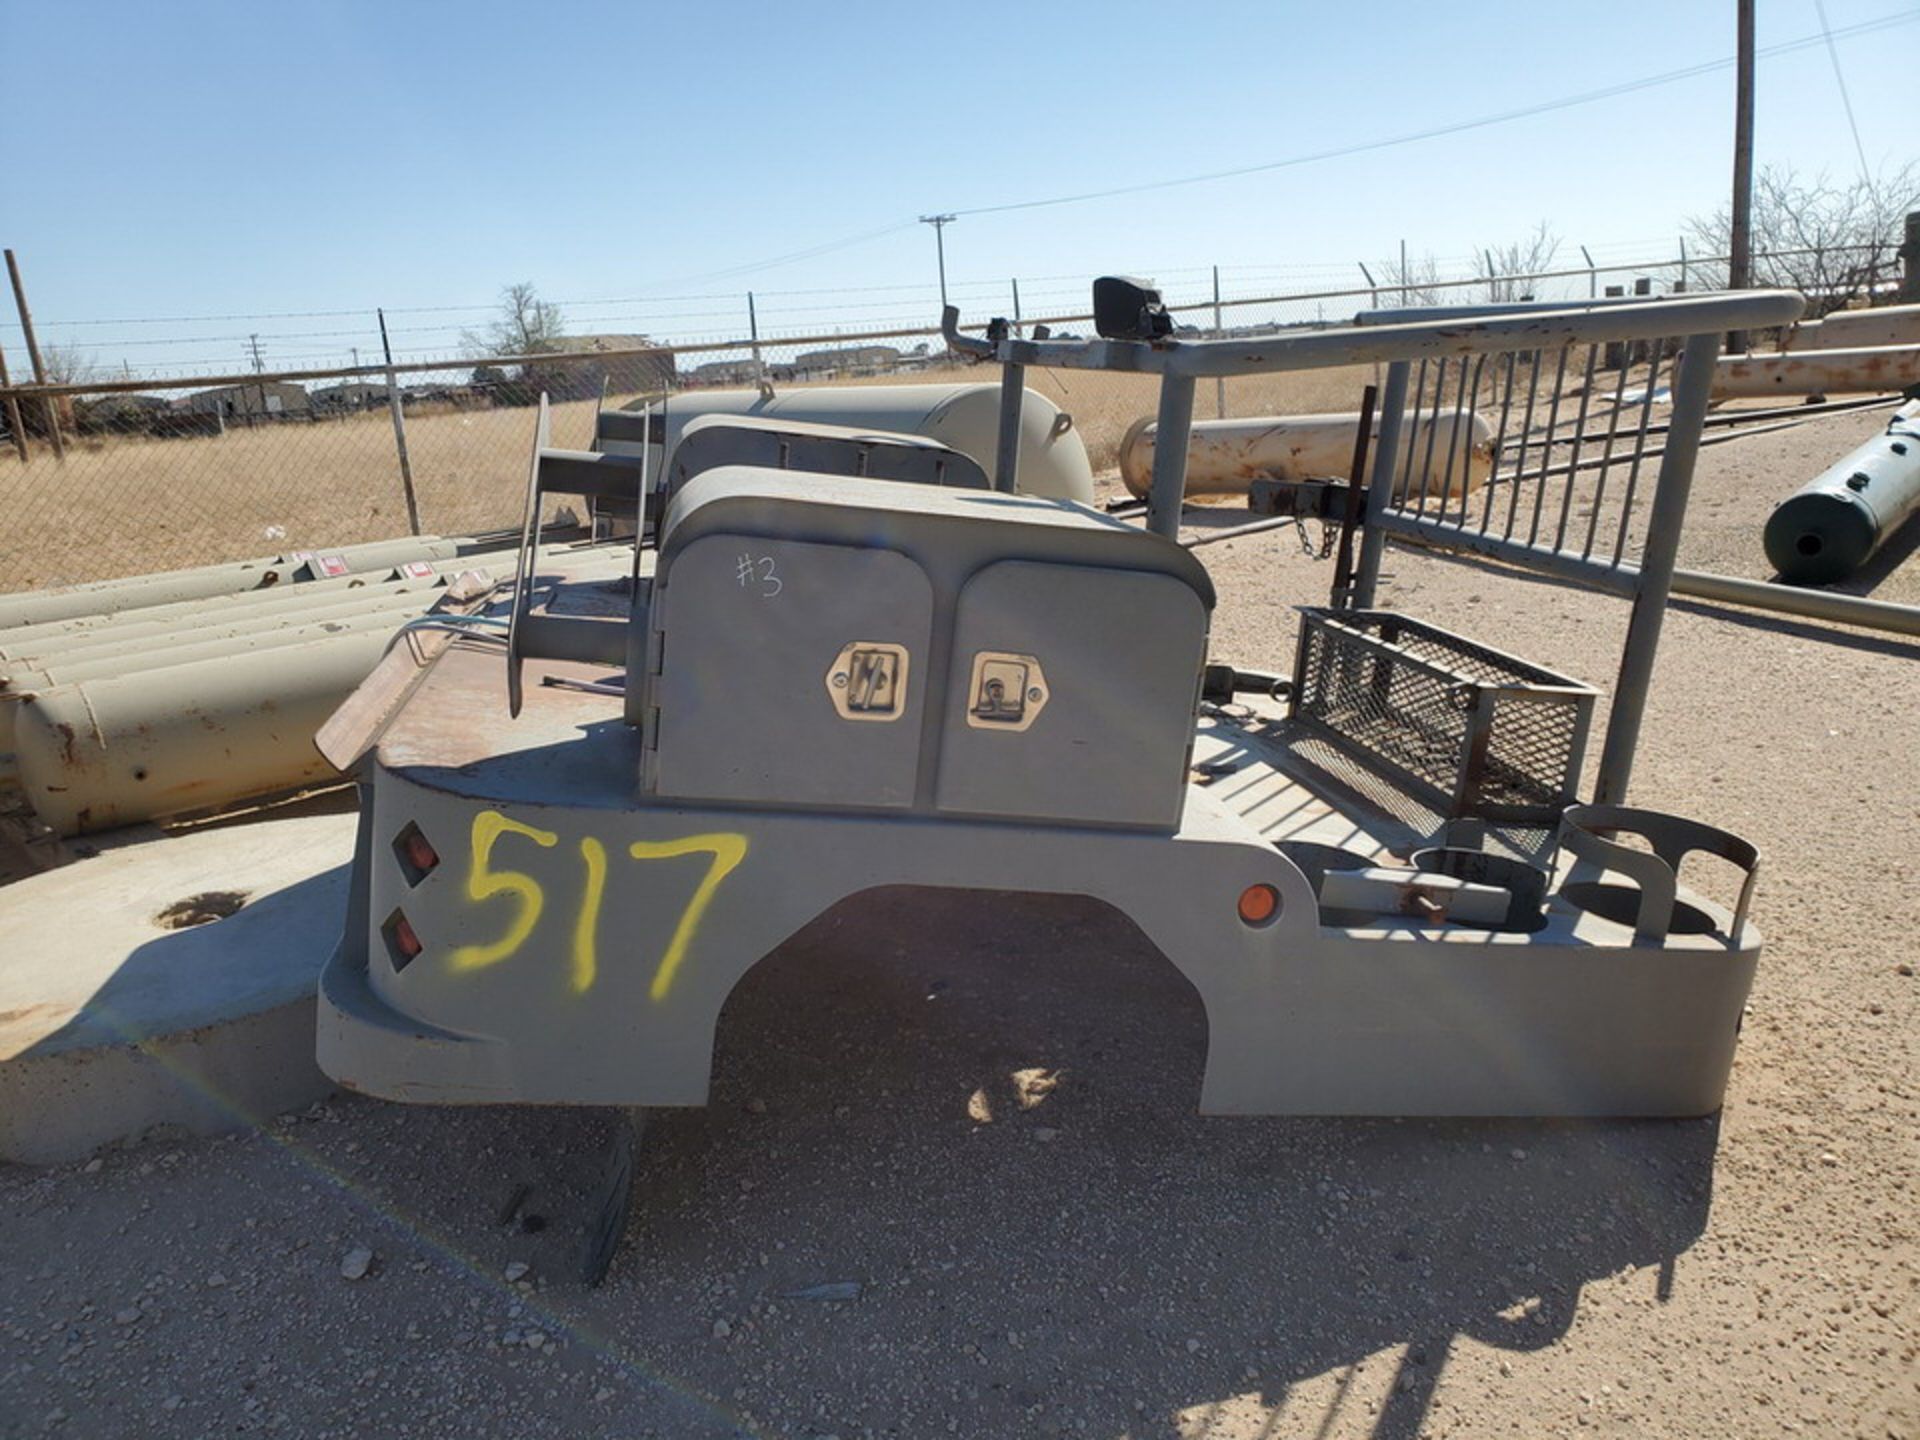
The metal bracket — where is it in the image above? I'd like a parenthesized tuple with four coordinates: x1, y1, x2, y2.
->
(506, 394, 651, 717)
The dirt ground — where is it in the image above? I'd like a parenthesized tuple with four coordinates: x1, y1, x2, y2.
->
(0, 363, 1367, 592)
(1, 404, 1916, 1438)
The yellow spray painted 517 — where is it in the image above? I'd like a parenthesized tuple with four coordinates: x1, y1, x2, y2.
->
(445, 809, 748, 1001)
(448, 811, 558, 973)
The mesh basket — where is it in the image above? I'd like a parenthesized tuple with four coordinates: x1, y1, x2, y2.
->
(1287, 609, 1597, 828)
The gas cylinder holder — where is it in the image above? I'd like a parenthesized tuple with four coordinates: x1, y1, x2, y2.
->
(1555, 804, 1759, 945)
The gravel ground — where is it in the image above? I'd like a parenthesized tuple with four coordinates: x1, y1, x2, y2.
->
(2, 404, 1916, 1439)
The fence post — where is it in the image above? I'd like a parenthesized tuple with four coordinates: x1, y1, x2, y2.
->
(747, 292, 771, 397)
(1010, 278, 1022, 338)
(0, 332, 30, 463)
(1901, 211, 1920, 303)
(377, 308, 423, 536)
(1212, 265, 1225, 420)
(1580, 245, 1597, 300)
(5, 248, 64, 462)
(1357, 261, 1378, 311)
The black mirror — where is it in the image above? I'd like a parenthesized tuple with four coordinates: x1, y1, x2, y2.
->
(1092, 276, 1173, 342)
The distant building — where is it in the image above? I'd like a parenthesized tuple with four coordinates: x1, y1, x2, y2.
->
(791, 344, 901, 379)
(691, 359, 762, 386)
(557, 334, 678, 395)
(312, 382, 387, 413)
(180, 381, 312, 419)
(688, 357, 796, 388)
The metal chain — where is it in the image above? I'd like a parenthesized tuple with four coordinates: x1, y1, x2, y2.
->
(1292, 513, 1339, 561)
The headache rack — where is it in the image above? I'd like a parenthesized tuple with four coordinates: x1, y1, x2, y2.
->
(946, 283, 1805, 810)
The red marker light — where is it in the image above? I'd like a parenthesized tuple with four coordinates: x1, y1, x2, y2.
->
(403, 829, 439, 876)
(392, 914, 423, 959)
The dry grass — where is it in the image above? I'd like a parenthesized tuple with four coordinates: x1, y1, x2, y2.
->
(0, 363, 1383, 593)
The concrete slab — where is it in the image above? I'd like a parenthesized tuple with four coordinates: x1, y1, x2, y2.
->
(0, 808, 354, 1164)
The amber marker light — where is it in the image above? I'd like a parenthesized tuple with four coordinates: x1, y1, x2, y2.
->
(1237, 884, 1280, 926)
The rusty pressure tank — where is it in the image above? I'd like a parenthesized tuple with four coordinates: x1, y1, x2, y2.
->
(1117, 409, 1497, 502)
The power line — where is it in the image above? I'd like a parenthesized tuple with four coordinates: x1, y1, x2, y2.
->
(9, 8, 1913, 340)
(945, 8, 1919, 218)
(1814, 0, 1874, 184)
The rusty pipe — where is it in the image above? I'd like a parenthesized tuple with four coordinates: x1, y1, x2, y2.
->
(1713, 345, 1920, 399)
(1117, 409, 1496, 502)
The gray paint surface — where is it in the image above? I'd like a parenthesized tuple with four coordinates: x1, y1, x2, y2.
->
(322, 644, 1760, 1120)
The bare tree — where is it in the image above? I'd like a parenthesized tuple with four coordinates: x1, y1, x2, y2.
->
(38, 343, 97, 386)
(1684, 163, 1919, 315)
(462, 282, 567, 359)
(1483, 223, 1560, 302)
(1378, 249, 1443, 307)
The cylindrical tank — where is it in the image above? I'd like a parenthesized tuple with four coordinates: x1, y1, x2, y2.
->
(608, 383, 1095, 502)
(1784, 304, 1920, 352)
(1714, 345, 1920, 399)
(5, 543, 628, 674)
(0, 535, 478, 629)
(13, 631, 394, 835)
(1117, 409, 1497, 502)
(1763, 400, 1920, 583)
(2, 546, 633, 807)
(0, 605, 431, 786)
(0, 575, 451, 666)
(0, 535, 614, 656)
(6, 603, 430, 694)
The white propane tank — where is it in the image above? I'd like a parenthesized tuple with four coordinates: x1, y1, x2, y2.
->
(1118, 409, 1497, 503)
(606, 383, 1094, 503)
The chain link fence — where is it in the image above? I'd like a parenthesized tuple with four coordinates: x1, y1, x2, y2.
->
(0, 245, 1878, 592)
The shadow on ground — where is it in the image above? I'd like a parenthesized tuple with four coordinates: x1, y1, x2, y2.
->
(316, 886, 1721, 1439)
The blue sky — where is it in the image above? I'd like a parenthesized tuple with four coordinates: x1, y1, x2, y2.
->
(1, 0, 1913, 376)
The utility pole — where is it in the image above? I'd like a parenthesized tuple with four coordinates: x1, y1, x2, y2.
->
(920, 214, 956, 310)
(1728, 0, 1756, 351)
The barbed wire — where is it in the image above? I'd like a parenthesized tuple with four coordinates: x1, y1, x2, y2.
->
(2, 240, 1901, 389)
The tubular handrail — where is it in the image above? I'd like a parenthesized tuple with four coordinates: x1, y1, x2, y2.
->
(942, 290, 1805, 379)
